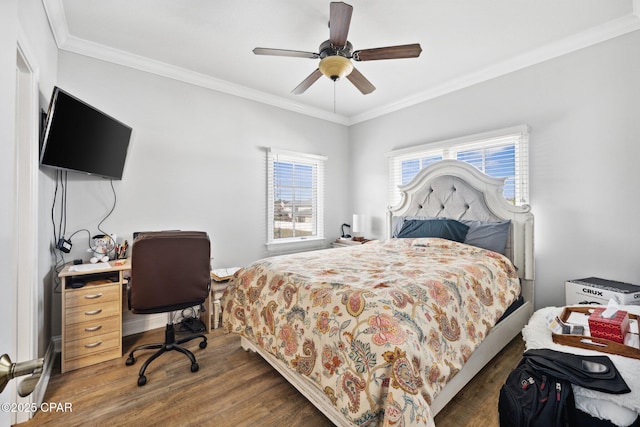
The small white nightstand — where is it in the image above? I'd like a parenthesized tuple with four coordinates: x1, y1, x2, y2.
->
(202, 276, 234, 332)
(213, 281, 231, 329)
(331, 237, 372, 248)
(201, 268, 240, 332)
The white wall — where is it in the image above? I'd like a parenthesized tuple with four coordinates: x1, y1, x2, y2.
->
(349, 30, 640, 309)
(49, 51, 350, 335)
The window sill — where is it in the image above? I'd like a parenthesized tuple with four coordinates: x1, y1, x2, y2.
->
(266, 236, 327, 252)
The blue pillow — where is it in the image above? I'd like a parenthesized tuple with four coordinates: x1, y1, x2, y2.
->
(461, 220, 511, 253)
(397, 219, 469, 242)
(392, 215, 430, 237)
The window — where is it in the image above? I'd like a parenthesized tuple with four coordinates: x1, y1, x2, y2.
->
(388, 125, 529, 206)
(267, 148, 326, 245)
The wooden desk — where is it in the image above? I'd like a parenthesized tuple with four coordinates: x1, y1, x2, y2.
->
(60, 259, 229, 370)
(58, 259, 131, 373)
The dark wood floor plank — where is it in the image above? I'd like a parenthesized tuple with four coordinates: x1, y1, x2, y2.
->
(15, 327, 524, 427)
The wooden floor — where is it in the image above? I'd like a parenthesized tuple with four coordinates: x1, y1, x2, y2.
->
(17, 327, 524, 427)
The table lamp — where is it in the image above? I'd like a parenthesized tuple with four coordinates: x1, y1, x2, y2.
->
(352, 214, 363, 239)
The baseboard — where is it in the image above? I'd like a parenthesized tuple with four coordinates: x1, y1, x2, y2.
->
(18, 339, 57, 422)
(122, 313, 167, 337)
(32, 340, 56, 407)
(52, 335, 61, 354)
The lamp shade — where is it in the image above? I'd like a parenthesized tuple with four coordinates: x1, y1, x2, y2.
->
(319, 56, 353, 81)
(352, 214, 362, 234)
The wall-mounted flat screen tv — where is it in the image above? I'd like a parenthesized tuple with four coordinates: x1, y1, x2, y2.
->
(40, 87, 132, 180)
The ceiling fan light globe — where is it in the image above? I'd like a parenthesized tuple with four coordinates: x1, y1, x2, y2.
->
(319, 56, 353, 81)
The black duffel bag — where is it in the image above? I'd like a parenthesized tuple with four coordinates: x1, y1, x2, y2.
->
(499, 348, 630, 427)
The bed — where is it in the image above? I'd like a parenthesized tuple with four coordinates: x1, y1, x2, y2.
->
(222, 160, 534, 426)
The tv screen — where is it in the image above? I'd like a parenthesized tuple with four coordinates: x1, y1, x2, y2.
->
(40, 87, 132, 180)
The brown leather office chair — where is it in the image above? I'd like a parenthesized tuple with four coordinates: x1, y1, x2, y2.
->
(126, 231, 211, 386)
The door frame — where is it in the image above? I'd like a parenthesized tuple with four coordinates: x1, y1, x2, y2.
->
(13, 34, 40, 424)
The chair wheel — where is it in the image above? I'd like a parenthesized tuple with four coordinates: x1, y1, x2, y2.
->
(191, 363, 199, 373)
(137, 375, 147, 386)
(126, 356, 136, 366)
(199, 340, 207, 349)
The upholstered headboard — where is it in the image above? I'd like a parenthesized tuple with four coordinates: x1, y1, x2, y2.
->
(387, 160, 534, 288)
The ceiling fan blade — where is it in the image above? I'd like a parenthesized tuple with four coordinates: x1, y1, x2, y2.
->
(329, 2, 353, 47)
(292, 69, 323, 94)
(346, 67, 375, 94)
(253, 48, 319, 59)
(353, 43, 422, 61)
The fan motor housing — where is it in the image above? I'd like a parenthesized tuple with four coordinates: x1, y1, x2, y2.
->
(319, 40, 353, 59)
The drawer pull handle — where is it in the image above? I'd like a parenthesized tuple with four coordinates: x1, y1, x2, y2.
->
(84, 293, 103, 299)
(84, 341, 102, 349)
(84, 309, 102, 316)
(84, 325, 102, 332)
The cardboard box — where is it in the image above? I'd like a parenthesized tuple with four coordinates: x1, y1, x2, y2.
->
(565, 277, 640, 306)
(588, 307, 630, 344)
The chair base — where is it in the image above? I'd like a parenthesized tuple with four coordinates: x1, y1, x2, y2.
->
(126, 323, 207, 386)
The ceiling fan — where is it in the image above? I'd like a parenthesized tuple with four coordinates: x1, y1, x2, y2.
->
(253, 1, 422, 95)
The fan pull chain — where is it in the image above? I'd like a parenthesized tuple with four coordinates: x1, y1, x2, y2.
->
(333, 80, 337, 114)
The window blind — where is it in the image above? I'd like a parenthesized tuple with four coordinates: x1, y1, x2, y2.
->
(267, 148, 326, 244)
(387, 125, 529, 207)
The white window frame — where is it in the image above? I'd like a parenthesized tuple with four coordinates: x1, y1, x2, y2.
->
(267, 148, 326, 246)
(387, 125, 529, 206)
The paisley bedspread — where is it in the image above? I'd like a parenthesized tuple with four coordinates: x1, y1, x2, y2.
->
(222, 238, 520, 426)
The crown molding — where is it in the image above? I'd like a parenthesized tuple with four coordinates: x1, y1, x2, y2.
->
(40, 0, 349, 125)
(349, 12, 640, 125)
(42, 0, 639, 127)
(42, 0, 68, 47)
(60, 34, 350, 125)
